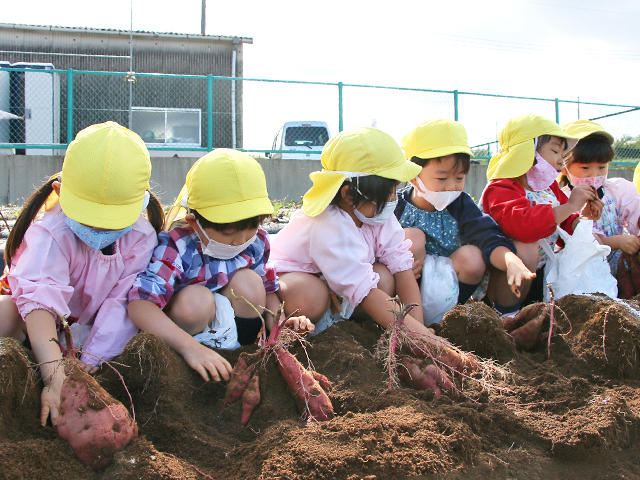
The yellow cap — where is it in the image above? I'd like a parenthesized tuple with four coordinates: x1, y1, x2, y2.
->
(186, 149, 273, 223)
(59, 122, 151, 229)
(634, 162, 640, 194)
(561, 119, 614, 144)
(401, 118, 473, 159)
(487, 113, 578, 181)
(302, 127, 421, 217)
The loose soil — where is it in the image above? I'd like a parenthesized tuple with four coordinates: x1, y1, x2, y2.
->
(3, 294, 640, 479)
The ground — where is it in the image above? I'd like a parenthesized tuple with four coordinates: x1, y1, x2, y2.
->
(2, 293, 640, 480)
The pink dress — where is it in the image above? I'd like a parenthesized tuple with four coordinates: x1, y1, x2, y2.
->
(8, 204, 158, 366)
(271, 205, 413, 308)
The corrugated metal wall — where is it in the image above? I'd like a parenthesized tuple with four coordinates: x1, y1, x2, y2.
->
(0, 24, 248, 148)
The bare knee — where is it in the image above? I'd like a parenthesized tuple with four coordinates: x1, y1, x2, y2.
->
(451, 245, 486, 284)
(373, 263, 395, 296)
(514, 241, 540, 271)
(277, 272, 330, 322)
(0, 296, 25, 340)
(166, 285, 216, 335)
(221, 268, 267, 318)
(405, 228, 426, 263)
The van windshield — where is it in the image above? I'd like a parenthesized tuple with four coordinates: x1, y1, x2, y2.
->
(284, 127, 329, 147)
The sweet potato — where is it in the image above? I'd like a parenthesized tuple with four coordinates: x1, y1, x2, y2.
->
(221, 352, 257, 412)
(405, 340, 478, 375)
(509, 304, 549, 350)
(57, 364, 137, 470)
(398, 356, 455, 396)
(625, 252, 640, 295)
(275, 348, 334, 422)
(311, 371, 333, 393)
(240, 374, 260, 426)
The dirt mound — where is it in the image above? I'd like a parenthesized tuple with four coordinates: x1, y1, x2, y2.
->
(3, 295, 640, 479)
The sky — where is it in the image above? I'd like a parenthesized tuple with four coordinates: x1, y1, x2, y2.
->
(4, 0, 640, 150)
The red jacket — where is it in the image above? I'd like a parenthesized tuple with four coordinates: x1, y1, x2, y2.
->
(482, 178, 578, 244)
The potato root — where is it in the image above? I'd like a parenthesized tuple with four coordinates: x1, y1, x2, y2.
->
(57, 364, 137, 470)
(275, 348, 334, 422)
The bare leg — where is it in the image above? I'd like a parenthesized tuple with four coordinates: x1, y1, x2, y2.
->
(450, 244, 486, 285)
(404, 227, 426, 279)
(165, 285, 216, 336)
(489, 240, 539, 309)
(0, 295, 26, 341)
(276, 272, 331, 322)
(220, 268, 267, 318)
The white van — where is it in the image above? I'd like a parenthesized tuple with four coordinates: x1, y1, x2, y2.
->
(269, 121, 330, 160)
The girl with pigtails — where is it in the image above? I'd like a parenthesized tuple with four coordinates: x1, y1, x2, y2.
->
(0, 122, 162, 427)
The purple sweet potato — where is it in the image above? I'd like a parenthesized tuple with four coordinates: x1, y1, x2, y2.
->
(57, 364, 137, 470)
(398, 356, 455, 396)
(240, 374, 260, 426)
(275, 348, 334, 422)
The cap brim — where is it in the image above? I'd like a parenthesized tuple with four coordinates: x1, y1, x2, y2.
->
(197, 196, 273, 224)
(302, 172, 348, 217)
(487, 141, 535, 181)
(60, 185, 143, 229)
(410, 145, 474, 159)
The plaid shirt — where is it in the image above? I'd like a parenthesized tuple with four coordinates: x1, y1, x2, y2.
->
(128, 226, 278, 309)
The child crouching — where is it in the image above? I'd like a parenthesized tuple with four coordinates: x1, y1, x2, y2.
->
(128, 149, 312, 383)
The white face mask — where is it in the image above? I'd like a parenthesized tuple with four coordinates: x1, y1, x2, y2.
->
(195, 220, 257, 260)
(353, 199, 398, 226)
(413, 177, 461, 211)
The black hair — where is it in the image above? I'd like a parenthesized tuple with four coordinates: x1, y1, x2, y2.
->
(5, 175, 164, 267)
(536, 134, 568, 153)
(409, 153, 471, 175)
(330, 175, 399, 215)
(191, 209, 269, 232)
(563, 134, 615, 166)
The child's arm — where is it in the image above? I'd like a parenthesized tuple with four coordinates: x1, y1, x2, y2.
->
(596, 233, 640, 255)
(24, 309, 65, 427)
(128, 299, 232, 382)
(393, 269, 424, 325)
(554, 184, 598, 225)
(489, 247, 536, 298)
(360, 287, 450, 346)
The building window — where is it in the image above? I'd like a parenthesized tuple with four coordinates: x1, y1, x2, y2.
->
(131, 107, 201, 146)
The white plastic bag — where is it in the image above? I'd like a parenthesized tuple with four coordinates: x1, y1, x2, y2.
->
(420, 254, 459, 325)
(193, 293, 241, 350)
(539, 220, 617, 301)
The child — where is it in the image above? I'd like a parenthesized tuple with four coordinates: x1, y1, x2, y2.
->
(560, 120, 640, 275)
(271, 127, 450, 343)
(481, 113, 601, 315)
(127, 149, 313, 384)
(395, 119, 534, 309)
(0, 121, 163, 426)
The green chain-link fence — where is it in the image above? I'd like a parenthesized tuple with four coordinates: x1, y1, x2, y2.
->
(1, 66, 639, 167)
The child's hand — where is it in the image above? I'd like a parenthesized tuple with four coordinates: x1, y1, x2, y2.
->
(505, 252, 536, 298)
(283, 314, 315, 335)
(568, 184, 598, 211)
(580, 198, 604, 221)
(182, 343, 233, 383)
(618, 235, 640, 255)
(40, 371, 65, 427)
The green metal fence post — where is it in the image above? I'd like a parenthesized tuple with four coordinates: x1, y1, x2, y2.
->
(207, 74, 213, 151)
(67, 69, 74, 145)
(338, 82, 344, 132)
(454, 90, 459, 121)
(555, 98, 560, 124)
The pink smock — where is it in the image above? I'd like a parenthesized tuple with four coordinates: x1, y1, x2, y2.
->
(8, 204, 158, 366)
(271, 205, 414, 307)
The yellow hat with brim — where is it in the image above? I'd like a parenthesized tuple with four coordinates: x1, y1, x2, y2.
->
(185, 149, 273, 224)
(634, 162, 640, 194)
(401, 118, 473, 159)
(302, 127, 422, 217)
(59, 121, 151, 230)
(561, 119, 614, 144)
(487, 113, 578, 181)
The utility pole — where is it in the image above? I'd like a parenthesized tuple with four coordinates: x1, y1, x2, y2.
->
(201, 0, 206, 35)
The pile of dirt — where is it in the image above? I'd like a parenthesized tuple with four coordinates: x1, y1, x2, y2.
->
(3, 294, 640, 479)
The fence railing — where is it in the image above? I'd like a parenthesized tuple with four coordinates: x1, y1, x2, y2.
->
(1, 66, 639, 167)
